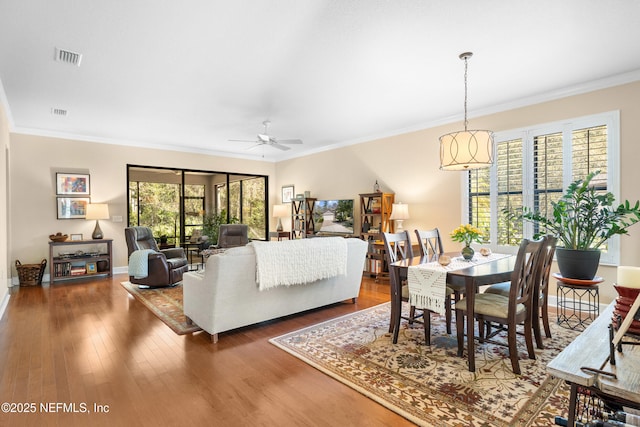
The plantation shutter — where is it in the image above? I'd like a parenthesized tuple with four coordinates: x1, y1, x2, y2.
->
(532, 132, 564, 237)
(468, 168, 491, 243)
(496, 138, 523, 246)
(572, 125, 607, 185)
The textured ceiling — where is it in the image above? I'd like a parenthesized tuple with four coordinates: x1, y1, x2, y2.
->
(1, 0, 640, 162)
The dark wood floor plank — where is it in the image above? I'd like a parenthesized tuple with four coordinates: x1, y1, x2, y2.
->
(0, 274, 413, 426)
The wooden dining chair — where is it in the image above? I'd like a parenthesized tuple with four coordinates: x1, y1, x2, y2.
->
(414, 228, 459, 335)
(382, 231, 422, 337)
(454, 237, 546, 375)
(414, 228, 444, 257)
(483, 235, 557, 349)
(532, 236, 557, 347)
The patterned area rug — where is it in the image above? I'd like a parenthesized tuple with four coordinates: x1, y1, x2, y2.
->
(120, 281, 201, 335)
(270, 302, 580, 426)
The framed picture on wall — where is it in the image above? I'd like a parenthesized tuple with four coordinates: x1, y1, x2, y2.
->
(282, 185, 294, 203)
(56, 173, 90, 195)
(57, 197, 90, 219)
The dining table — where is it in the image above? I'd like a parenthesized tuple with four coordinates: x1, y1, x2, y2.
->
(389, 252, 516, 372)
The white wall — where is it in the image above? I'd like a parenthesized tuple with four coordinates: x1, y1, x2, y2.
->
(0, 103, 10, 317)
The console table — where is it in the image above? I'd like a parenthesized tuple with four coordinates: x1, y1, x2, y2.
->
(547, 301, 640, 425)
(49, 239, 113, 284)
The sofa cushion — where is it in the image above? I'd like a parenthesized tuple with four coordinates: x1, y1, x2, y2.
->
(223, 245, 255, 257)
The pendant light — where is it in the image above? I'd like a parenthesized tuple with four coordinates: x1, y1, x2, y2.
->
(439, 52, 494, 171)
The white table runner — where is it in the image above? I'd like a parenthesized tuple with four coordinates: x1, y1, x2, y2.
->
(407, 252, 511, 315)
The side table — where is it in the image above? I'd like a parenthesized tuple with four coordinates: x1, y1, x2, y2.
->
(269, 231, 290, 241)
(556, 277, 602, 330)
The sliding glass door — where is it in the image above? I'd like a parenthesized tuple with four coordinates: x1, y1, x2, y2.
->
(128, 165, 268, 245)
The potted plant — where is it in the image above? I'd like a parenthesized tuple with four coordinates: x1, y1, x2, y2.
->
(506, 170, 640, 279)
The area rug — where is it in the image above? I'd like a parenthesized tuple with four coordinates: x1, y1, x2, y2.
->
(120, 281, 201, 335)
(270, 302, 579, 426)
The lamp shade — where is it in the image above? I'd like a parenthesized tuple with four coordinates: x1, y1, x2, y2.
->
(273, 204, 289, 218)
(85, 203, 110, 220)
(439, 129, 494, 171)
(389, 203, 409, 220)
(273, 203, 289, 232)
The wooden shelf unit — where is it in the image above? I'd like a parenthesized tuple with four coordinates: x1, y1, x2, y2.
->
(49, 239, 113, 284)
(291, 197, 316, 239)
(359, 192, 394, 278)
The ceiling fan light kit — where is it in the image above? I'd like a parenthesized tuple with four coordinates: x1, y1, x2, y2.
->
(229, 120, 303, 151)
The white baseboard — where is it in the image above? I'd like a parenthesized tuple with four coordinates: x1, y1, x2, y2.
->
(0, 278, 10, 321)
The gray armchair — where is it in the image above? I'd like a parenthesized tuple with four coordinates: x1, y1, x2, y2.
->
(213, 224, 249, 249)
(124, 226, 188, 287)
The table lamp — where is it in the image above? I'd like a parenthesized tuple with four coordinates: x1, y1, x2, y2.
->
(86, 203, 110, 239)
(273, 204, 289, 232)
(390, 202, 409, 232)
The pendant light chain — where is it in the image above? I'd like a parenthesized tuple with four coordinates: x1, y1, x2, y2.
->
(463, 54, 469, 132)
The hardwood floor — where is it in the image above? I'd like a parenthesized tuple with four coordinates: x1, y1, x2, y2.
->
(0, 274, 415, 426)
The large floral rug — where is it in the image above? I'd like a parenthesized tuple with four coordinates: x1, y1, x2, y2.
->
(120, 281, 201, 335)
(270, 302, 579, 426)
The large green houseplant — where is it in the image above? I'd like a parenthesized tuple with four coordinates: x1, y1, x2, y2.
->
(506, 170, 640, 279)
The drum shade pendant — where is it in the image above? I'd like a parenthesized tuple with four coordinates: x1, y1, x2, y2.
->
(439, 52, 494, 171)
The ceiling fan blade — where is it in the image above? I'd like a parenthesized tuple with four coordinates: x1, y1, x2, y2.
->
(270, 143, 291, 151)
(246, 143, 264, 151)
(276, 139, 303, 145)
(257, 134, 270, 142)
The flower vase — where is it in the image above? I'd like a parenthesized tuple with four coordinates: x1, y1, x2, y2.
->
(461, 245, 474, 260)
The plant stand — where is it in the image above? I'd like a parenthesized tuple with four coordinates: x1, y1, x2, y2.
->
(556, 281, 600, 330)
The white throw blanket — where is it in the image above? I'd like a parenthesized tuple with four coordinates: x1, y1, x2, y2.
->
(128, 249, 157, 279)
(252, 237, 348, 291)
(408, 252, 511, 315)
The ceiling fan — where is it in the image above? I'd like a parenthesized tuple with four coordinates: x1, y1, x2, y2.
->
(229, 120, 303, 151)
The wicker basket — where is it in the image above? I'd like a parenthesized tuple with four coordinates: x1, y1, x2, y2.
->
(16, 259, 47, 286)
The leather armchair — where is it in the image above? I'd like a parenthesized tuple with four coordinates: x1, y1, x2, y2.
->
(124, 226, 188, 287)
(214, 224, 249, 248)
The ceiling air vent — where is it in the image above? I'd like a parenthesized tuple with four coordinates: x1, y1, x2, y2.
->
(54, 47, 83, 66)
(51, 108, 68, 117)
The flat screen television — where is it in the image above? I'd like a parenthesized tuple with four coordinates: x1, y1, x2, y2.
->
(313, 199, 355, 235)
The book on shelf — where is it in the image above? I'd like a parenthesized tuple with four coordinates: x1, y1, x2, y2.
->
(70, 266, 86, 276)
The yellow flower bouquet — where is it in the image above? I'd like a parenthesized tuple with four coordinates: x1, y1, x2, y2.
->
(450, 224, 483, 247)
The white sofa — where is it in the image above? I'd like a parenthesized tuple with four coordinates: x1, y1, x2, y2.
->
(183, 237, 368, 342)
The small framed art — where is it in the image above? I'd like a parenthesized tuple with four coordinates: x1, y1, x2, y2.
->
(70, 233, 83, 241)
(56, 173, 90, 195)
(86, 262, 97, 274)
(282, 185, 294, 203)
(57, 197, 90, 219)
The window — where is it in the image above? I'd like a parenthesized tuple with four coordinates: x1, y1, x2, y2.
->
(465, 111, 620, 264)
(128, 166, 269, 243)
